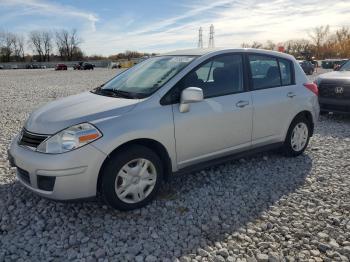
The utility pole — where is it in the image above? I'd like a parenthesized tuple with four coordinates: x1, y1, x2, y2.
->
(198, 27, 203, 48)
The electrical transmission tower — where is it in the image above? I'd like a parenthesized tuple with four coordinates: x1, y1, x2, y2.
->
(208, 24, 215, 48)
(197, 27, 203, 48)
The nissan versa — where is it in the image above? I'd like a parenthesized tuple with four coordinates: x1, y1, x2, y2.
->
(8, 48, 319, 210)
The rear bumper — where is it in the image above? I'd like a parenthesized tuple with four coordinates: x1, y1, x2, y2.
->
(8, 134, 107, 200)
(319, 97, 350, 114)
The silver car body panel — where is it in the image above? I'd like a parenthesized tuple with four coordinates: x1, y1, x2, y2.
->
(25, 91, 139, 134)
(9, 48, 319, 200)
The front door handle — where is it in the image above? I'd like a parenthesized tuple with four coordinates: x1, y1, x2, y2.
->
(236, 100, 249, 108)
(287, 92, 296, 98)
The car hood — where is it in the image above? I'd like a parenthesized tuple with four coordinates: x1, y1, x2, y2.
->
(318, 71, 350, 81)
(25, 91, 139, 134)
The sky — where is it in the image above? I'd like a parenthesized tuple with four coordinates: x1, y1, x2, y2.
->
(0, 0, 350, 56)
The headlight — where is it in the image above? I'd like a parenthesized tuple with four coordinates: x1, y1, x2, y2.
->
(37, 123, 102, 154)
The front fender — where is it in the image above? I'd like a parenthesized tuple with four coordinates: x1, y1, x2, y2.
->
(91, 104, 178, 171)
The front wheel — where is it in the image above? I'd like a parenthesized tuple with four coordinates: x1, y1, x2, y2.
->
(282, 116, 311, 157)
(101, 145, 163, 210)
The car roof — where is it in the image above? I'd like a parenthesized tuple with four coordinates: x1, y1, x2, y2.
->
(162, 47, 295, 60)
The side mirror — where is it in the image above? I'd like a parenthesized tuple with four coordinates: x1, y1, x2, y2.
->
(179, 87, 204, 113)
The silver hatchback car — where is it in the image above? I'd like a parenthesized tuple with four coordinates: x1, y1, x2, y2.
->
(8, 48, 319, 210)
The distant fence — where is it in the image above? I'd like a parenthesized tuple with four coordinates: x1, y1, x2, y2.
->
(0, 60, 112, 69)
(0, 58, 146, 69)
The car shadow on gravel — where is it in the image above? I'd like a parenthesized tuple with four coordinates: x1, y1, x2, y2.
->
(0, 152, 313, 260)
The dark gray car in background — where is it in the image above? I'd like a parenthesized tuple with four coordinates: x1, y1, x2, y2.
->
(315, 59, 350, 114)
(298, 60, 315, 75)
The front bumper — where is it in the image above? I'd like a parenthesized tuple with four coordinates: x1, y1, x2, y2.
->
(8, 135, 107, 200)
(319, 97, 350, 114)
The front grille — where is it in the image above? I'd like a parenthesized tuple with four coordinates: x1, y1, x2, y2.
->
(17, 167, 30, 185)
(319, 83, 350, 99)
(320, 103, 350, 113)
(18, 129, 48, 149)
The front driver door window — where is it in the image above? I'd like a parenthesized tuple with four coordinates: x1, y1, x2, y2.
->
(181, 54, 244, 98)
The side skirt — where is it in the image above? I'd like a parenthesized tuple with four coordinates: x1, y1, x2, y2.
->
(173, 142, 284, 176)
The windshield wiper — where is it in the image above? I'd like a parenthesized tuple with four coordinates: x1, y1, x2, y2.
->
(91, 86, 141, 99)
(111, 89, 140, 99)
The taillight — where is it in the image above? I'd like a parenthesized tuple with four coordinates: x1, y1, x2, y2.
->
(304, 82, 318, 96)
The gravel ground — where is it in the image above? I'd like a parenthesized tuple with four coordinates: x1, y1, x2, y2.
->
(0, 68, 349, 262)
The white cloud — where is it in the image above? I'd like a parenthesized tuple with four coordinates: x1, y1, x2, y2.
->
(0, 0, 98, 31)
(129, 0, 234, 35)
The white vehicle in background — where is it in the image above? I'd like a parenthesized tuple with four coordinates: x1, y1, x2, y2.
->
(8, 48, 319, 210)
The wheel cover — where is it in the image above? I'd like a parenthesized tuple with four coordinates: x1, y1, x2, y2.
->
(291, 122, 308, 152)
(115, 158, 157, 204)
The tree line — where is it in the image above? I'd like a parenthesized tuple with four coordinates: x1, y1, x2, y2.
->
(241, 25, 350, 60)
(0, 29, 83, 63)
(2, 25, 349, 63)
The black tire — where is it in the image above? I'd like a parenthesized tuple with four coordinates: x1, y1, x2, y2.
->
(101, 145, 163, 211)
(320, 111, 328, 115)
(282, 115, 311, 157)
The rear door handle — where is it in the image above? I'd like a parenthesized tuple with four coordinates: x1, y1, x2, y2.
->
(236, 100, 249, 108)
(287, 92, 296, 98)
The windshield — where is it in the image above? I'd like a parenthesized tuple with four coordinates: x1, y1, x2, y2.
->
(98, 56, 195, 98)
(339, 60, 350, 71)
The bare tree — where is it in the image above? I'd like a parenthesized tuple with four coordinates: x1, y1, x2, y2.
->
(334, 26, 350, 57)
(1, 32, 16, 62)
(240, 42, 250, 48)
(308, 25, 330, 59)
(28, 31, 44, 62)
(55, 29, 82, 60)
(28, 30, 52, 62)
(42, 31, 52, 61)
(12, 34, 25, 61)
(284, 39, 312, 57)
(240, 41, 263, 48)
(264, 40, 276, 50)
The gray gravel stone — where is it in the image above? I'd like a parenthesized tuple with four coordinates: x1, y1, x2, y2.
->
(94, 248, 105, 259)
(197, 248, 209, 257)
(145, 255, 157, 262)
(256, 253, 269, 262)
(135, 255, 144, 262)
(217, 248, 229, 258)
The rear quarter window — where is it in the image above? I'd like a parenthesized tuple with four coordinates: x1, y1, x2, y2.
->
(248, 55, 281, 90)
(278, 58, 293, 86)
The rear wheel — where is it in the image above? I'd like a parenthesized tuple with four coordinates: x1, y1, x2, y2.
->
(101, 145, 163, 210)
(282, 116, 311, 157)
